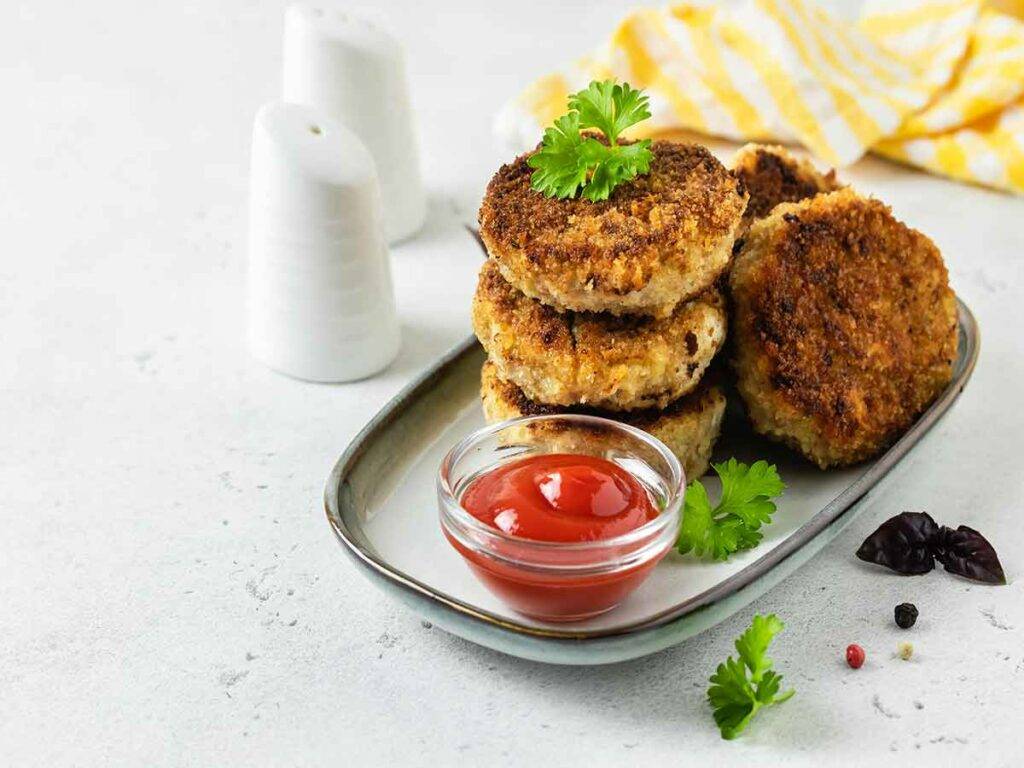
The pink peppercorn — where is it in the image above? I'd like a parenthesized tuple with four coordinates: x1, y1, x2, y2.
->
(846, 644, 866, 669)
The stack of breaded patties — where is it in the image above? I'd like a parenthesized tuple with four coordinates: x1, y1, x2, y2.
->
(472, 142, 748, 479)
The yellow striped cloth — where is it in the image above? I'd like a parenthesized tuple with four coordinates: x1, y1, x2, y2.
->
(496, 0, 1024, 194)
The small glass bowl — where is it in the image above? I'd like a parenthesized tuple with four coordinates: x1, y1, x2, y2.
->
(437, 414, 684, 622)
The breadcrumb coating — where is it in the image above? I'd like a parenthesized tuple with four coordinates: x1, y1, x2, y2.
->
(730, 189, 958, 468)
(480, 361, 726, 480)
(479, 141, 747, 318)
(731, 143, 842, 232)
(472, 259, 727, 411)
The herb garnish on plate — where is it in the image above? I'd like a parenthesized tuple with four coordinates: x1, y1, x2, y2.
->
(677, 459, 786, 560)
(528, 80, 654, 202)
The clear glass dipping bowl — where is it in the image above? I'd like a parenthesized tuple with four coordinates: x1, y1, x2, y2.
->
(437, 414, 684, 622)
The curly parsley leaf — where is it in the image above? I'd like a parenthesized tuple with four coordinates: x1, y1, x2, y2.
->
(568, 80, 652, 144)
(708, 614, 794, 740)
(676, 459, 785, 560)
(527, 113, 589, 199)
(529, 79, 654, 202)
(582, 140, 654, 201)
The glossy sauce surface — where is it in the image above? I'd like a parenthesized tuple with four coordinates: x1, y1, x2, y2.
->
(461, 454, 658, 542)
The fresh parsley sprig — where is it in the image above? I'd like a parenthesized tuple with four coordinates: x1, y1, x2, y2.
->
(677, 459, 786, 560)
(708, 614, 795, 739)
(528, 80, 654, 202)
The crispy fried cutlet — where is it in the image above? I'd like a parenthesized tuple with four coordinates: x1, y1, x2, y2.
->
(480, 361, 726, 480)
(730, 189, 958, 468)
(472, 259, 727, 411)
(731, 144, 842, 232)
(479, 141, 747, 319)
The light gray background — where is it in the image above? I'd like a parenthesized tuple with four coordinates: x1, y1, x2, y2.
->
(3, 1, 1022, 765)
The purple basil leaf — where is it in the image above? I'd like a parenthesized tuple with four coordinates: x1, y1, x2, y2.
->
(933, 525, 1007, 585)
(856, 512, 939, 575)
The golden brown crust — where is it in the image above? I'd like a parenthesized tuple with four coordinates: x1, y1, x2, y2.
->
(472, 259, 728, 410)
(479, 141, 747, 318)
(480, 361, 726, 479)
(731, 144, 842, 231)
(730, 188, 958, 468)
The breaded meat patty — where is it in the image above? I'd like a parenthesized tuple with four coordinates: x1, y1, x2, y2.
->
(730, 189, 958, 468)
(731, 144, 841, 231)
(473, 259, 727, 411)
(479, 141, 747, 319)
(480, 361, 726, 480)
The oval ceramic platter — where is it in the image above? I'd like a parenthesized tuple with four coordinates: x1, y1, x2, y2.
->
(325, 301, 978, 665)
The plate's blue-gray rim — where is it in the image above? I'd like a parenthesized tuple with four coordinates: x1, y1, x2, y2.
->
(324, 300, 979, 641)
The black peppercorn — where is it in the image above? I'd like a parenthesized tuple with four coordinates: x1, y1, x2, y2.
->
(894, 602, 918, 629)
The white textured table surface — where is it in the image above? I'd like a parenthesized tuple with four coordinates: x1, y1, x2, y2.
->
(3, 1, 1024, 765)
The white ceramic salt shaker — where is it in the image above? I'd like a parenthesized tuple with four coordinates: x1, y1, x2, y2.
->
(283, 3, 426, 244)
(248, 101, 400, 382)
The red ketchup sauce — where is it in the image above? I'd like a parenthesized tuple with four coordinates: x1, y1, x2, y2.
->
(447, 454, 668, 621)
(462, 454, 658, 541)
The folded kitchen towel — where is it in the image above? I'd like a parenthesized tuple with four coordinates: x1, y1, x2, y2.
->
(496, 0, 1024, 194)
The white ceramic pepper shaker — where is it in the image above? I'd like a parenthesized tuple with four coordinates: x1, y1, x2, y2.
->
(283, 3, 426, 244)
(248, 101, 400, 382)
